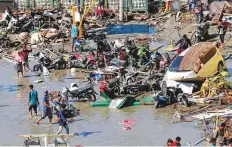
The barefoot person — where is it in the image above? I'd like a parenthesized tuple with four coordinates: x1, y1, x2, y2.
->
(36, 91, 52, 124)
(12, 49, 23, 78)
(54, 102, 69, 134)
(28, 84, 39, 117)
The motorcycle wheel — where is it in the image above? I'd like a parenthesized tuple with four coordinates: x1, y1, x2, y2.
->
(113, 86, 120, 96)
(87, 63, 97, 71)
(33, 64, 42, 72)
(60, 62, 67, 69)
(84, 93, 96, 102)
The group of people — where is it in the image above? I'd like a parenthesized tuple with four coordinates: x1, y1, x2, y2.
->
(28, 84, 70, 134)
(167, 136, 181, 146)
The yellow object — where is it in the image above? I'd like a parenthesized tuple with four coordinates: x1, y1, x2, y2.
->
(197, 47, 225, 77)
(77, 0, 96, 38)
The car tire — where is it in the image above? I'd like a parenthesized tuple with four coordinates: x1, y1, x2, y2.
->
(217, 61, 224, 73)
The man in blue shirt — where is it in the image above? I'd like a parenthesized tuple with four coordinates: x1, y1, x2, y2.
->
(71, 22, 80, 52)
(28, 84, 39, 117)
(36, 90, 53, 125)
(55, 102, 69, 134)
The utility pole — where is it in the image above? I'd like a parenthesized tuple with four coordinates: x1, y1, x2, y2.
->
(119, 0, 124, 21)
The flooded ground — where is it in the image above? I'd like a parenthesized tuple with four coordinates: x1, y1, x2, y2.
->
(0, 59, 204, 146)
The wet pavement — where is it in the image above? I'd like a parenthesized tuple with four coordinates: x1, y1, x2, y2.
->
(0, 59, 204, 146)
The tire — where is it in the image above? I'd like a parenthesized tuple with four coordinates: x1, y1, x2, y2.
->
(87, 63, 97, 71)
(61, 62, 66, 69)
(217, 62, 224, 73)
(33, 64, 41, 72)
(84, 93, 96, 102)
(113, 85, 120, 96)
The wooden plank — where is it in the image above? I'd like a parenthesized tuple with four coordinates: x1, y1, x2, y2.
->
(19, 134, 74, 138)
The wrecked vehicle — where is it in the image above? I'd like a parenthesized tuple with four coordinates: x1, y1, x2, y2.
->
(162, 42, 225, 94)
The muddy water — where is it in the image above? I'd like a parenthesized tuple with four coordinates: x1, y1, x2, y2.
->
(0, 60, 203, 146)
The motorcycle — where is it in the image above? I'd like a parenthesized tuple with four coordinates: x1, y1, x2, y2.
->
(33, 52, 66, 72)
(144, 51, 162, 71)
(7, 14, 28, 33)
(0, 7, 12, 28)
(194, 5, 203, 24)
(195, 23, 210, 43)
(100, 77, 121, 98)
(122, 78, 151, 95)
(61, 82, 97, 102)
(149, 72, 165, 91)
(69, 52, 97, 70)
(125, 72, 141, 85)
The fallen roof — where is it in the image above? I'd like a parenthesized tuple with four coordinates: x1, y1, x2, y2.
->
(179, 42, 216, 71)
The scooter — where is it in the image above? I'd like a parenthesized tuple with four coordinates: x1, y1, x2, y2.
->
(61, 82, 97, 102)
(33, 52, 66, 72)
(100, 77, 121, 98)
(69, 52, 97, 70)
(122, 78, 151, 95)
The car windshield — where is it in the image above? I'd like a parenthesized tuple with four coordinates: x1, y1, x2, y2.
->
(169, 56, 190, 72)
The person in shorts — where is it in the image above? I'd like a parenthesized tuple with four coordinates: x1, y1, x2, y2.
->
(71, 22, 79, 52)
(12, 49, 23, 78)
(28, 84, 39, 117)
(36, 90, 53, 124)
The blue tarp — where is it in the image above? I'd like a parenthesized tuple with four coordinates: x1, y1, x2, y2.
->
(106, 24, 156, 35)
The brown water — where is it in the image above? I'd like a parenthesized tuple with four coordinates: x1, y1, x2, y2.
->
(0, 60, 204, 146)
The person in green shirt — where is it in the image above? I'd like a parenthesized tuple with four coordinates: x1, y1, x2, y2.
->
(28, 84, 39, 117)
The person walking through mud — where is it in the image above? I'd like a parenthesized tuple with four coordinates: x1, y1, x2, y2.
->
(21, 42, 32, 72)
(175, 34, 192, 54)
(36, 91, 53, 124)
(12, 49, 24, 78)
(54, 102, 69, 134)
(28, 84, 39, 117)
(218, 21, 227, 49)
(71, 21, 80, 52)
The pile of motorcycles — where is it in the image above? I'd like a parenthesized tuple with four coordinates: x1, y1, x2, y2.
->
(0, 7, 72, 34)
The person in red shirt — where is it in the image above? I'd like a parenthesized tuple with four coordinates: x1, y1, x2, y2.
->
(20, 43, 32, 72)
(171, 136, 181, 146)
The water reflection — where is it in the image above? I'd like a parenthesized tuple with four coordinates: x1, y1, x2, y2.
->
(16, 78, 30, 100)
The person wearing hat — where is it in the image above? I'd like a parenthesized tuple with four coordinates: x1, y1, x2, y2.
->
(210, 137, 216, 147)
(36, 90, 53, 124)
